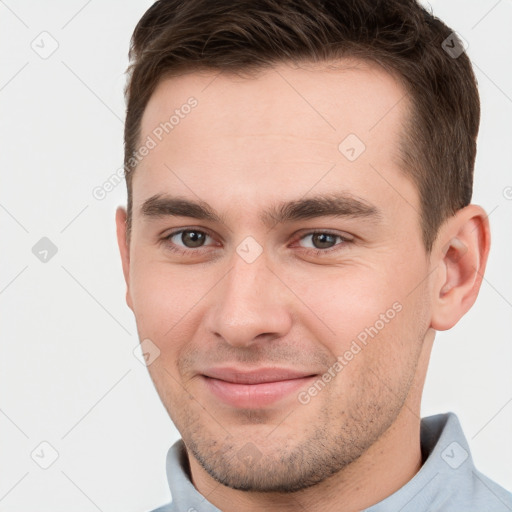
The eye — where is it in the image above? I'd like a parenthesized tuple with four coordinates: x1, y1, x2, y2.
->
(295, 231, 351, 255)
(162, 229, 216, 255)
(161, 228, 352, 257)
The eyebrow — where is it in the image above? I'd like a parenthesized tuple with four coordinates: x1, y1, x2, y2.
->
(140, 192, 381, 228)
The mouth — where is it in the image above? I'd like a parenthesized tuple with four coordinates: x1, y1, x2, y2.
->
(200, 367, 318, 408)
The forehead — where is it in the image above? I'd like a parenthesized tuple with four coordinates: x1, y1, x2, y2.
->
(141, 58, 407, 145)
(132, 58, 415, 222)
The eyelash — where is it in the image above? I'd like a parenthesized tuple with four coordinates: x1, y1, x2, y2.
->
(161, 228, 352, 257)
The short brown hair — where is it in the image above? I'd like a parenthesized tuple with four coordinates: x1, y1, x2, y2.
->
(123, 0, 480, 251)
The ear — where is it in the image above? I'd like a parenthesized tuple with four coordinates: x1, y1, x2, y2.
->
(115, 206, 133, 311)
(430, 204, 491, 331)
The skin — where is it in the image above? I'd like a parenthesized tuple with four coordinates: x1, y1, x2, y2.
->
(116, 59, 490, 512)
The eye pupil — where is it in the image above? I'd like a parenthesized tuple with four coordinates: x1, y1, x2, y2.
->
(182, 231, 205, 248)
(312, 233, 336, 249)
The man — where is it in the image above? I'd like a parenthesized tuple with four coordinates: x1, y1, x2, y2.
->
(115, 0, 512, 510)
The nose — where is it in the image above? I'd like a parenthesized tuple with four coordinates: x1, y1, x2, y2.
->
(204, 249, 293, 348)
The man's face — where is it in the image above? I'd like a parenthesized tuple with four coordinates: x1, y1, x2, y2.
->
(120, 60, 434, 492)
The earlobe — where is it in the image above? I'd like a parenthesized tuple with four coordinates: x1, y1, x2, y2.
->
(115, 206, 133, 311)
(430, 205, 490, 331)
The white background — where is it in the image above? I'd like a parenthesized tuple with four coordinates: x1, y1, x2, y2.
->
(0, 1, 511, 511)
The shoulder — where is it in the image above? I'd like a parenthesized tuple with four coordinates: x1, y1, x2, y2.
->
(367, 412, 512, 511)
(463, 469, 512, 511)
(423, 412, 512, 511)
(147, 503, 173, 512)
(426, 470, 512, 511)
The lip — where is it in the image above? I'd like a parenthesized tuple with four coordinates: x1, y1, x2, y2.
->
(200, 367, 318, 408)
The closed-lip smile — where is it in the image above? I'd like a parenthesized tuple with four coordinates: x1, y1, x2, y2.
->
(200, 366, 318, 408)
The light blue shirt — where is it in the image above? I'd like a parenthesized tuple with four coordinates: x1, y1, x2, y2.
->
(151, 412, 512, 511)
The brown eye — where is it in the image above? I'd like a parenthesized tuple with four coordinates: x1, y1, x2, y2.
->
(310, 233, 337, 249)
(298, 232, 347, 251)
(163, 229, 214, 253)
(179, 230, 207, 248)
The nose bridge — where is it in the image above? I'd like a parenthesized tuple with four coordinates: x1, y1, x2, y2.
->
(206, 246, 292, 346)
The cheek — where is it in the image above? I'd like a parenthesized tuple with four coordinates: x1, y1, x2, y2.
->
(292, 256, 428, 358)
(129, 258, 191, 340)
(130, 250, 214, 332)
(293, 266, 399, 342)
